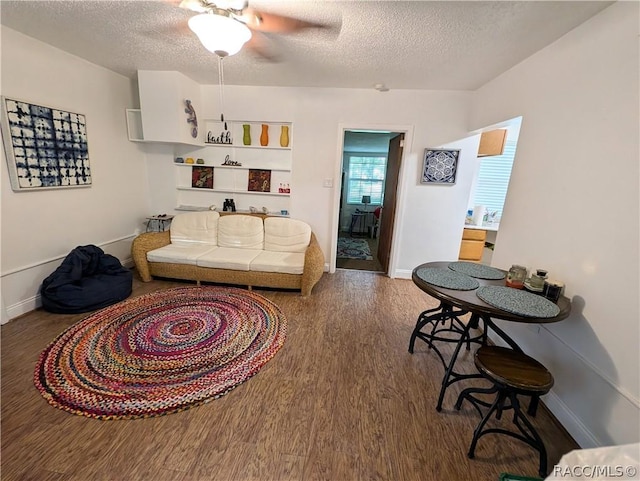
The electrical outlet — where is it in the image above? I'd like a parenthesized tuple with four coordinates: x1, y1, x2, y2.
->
(323, 178, 333, 188)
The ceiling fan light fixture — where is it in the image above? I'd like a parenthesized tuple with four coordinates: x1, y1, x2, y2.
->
(214, 0, 247, 11)
(188, 13, 252, 57)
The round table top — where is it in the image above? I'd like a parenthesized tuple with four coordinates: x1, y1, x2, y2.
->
(412, 262, 571, 324)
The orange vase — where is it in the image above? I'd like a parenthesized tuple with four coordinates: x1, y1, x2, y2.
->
(260, 124, 269, 146)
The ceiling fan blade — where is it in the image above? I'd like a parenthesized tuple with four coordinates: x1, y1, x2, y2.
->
(240, 7, 331, 34)
(177, 0, 248, 13)
(243, 32, 280, 62)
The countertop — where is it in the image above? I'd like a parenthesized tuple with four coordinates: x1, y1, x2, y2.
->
(464, 223, 499, 232)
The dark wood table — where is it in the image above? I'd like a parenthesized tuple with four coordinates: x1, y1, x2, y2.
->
(349, 211, 374, 237)
(408, 261, 571, 411)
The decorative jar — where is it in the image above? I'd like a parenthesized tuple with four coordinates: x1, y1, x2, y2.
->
(506, 265, 527, 289)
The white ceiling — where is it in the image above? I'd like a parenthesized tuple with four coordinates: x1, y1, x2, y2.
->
(0, 1, 612, 90)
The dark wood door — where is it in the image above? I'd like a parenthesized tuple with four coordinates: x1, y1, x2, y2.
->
(377, 134, 404, 274)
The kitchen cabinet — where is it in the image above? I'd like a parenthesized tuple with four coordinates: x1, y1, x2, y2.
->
(478, 129, 507, 157)
(458, 228, 486, 262)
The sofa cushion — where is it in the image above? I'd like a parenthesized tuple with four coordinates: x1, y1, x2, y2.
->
(196, 247, 262, 271)
(147, 244, 218, 265)
(170, 211, 220, 247)
(250, 251, 306, 275)
(218, 215, 264, 249)
(264, 218, 311, 253)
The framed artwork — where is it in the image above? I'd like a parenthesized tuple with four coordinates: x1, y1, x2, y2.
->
(191, 166, 214, 189)
(1, 97, 91, 191)
(421, 149, 460, 185)
(248, 169, 271, 192)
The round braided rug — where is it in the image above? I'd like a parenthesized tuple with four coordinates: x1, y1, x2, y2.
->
(34, 286, 287, 420)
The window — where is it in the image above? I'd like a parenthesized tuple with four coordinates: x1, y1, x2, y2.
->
(345, 154, 387, 205)
(472, 139, 517, 217)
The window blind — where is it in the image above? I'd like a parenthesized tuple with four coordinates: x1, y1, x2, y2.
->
(346, 154, 387, 204)
(473, 140, 517, 216)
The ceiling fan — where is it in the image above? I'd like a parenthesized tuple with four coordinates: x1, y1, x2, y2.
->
(172, 0, 338, 131)
(175, 0, 335, 59)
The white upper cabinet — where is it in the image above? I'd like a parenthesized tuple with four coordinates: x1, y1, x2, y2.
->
(137, 70, 204, 146)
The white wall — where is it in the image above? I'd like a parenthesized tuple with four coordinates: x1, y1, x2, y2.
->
(470, 2, 639, 447)
(0, 27, 150, 321)
(143, 86, 475, 274)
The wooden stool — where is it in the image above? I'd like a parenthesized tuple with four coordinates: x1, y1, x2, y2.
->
(455, 345, 554, 477)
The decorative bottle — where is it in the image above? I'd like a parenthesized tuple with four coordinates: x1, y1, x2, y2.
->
(506, 265, 527, 289)
(279, 125, 290, 147)
(242, 124, 251, 146)
(260, 124, 269, 146)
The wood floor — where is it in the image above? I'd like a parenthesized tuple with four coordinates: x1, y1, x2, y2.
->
(1, 270, 578, 481)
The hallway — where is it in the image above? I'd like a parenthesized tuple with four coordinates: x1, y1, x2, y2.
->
(336, 232, 384, 272)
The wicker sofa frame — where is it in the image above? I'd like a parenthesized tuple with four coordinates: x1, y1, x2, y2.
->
(131, 220, 325, 296)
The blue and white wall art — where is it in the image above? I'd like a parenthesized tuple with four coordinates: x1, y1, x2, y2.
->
(421, 148, 460, 185)
(1, 97, 91, 191)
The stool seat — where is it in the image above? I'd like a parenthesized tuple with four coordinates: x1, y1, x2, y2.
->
(475, 346, 554, 394)
(456, 345, 555, 477)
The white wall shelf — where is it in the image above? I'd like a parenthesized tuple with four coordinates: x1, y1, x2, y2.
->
(176, 205, 210, 211)
(177, 187, 290, 197)
(175, 120, 293, 214)
(174, 163, 290, 173)
(175, 205, 289, 217)
(204, 143, 290, 151)
(125, 109, 144, 142)
(204, 120, 292, 150)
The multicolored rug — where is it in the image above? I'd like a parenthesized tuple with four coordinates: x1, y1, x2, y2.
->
(34, 286, 286, 420)
(337, 237, 373, 260)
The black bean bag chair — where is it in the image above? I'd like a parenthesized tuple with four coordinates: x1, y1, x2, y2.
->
(40, 245, 133, 314)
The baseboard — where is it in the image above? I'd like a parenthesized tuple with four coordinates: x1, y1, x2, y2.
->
(2, 236, 136, 324)
(393, 268, 413, 279)
(543, 390, 600, 449)
(3, 262, 134, 325)
(4, 294, 40, 322)
(488, 332, 612, 449)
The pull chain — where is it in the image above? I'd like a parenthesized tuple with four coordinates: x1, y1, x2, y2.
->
(217, 55, 227, 131)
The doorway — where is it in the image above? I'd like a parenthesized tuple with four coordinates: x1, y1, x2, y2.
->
(466, 116, 522, 266)
(336, 130, 404, 274)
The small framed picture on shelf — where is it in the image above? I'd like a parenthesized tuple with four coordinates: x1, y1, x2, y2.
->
(248, 169, 271, 192)
(192, 166, 214, 189)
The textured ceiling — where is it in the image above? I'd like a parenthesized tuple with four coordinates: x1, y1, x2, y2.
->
(0, 1, 612, 90)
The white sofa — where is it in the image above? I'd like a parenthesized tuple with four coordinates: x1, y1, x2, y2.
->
(132, 212, 324, 296)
